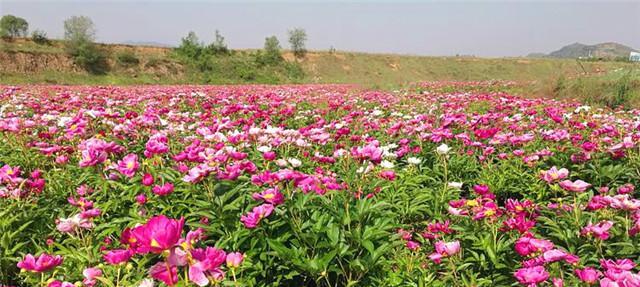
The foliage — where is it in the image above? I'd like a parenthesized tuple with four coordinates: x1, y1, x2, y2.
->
(257, 35, 283, 66)
(115, 50, 140, 67)
(0, 14, 29, 39)
(63, 16, 107, 74)
(2, 84, 640, 287)
(288, 28, 307, 59)
(30, 29, 49, 45)
(206, 30, 229, 56)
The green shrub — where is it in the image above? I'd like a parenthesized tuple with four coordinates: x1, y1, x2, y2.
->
(31, 29, 49, 45)
(66, 39, 108, 74)
(116, 51, 140, 67)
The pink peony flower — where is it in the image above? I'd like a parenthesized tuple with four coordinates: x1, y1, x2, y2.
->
(251, 188, 285, 205)
(240, 204, 274, 229)
(514, 266, 549, 286)
(130, 215, 185, 254)
(226, 252, 244, 268)
(540, 166, 569, 183)
(581, 221, 614, 240)
(17, 253, 63, 273)
(103, 249, 133, 265)
(559, 179, 591, 192)
(117, 153, 139, 178)
(152, 183, 175, 196)
(575, 267, 601, 284)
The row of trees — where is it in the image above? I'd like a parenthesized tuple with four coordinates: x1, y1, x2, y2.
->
(176, 28, 307, 61)
(0, 14, 48, 44)
(2, 13, 309, 77)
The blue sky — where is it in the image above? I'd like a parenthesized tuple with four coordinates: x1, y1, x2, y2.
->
(1, 0, 638, 57)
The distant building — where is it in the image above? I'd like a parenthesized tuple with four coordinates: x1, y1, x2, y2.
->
(630, 52, 640, 62)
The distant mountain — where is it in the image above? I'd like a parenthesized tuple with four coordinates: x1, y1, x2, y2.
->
(119, 40, 175, 48)
(529, 42, 638, 59)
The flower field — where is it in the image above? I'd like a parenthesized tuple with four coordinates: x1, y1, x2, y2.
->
(1, 83, 640, 287)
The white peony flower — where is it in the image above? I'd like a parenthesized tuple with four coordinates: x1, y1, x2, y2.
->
(448, 182, 463, 189)
(287, 158, 302, 167)
(380, 160, 395, 169)
(436, 144, 451, 155)
(407, 157, 421, 165)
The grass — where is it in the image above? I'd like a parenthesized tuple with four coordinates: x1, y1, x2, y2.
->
(1, 38, 639, 107)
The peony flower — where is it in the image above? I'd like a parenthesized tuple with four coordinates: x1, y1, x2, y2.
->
(82, 267, 102, 287)
(152, 183, 175, 196)
(436, 144, 451, 155)
(188, 247, 227, 286)
(406, 240, 420, 251)
(149, 261, 178, 286)
(435, 240, 460, 256)
(17, 253, 63, 273)
(117, 153, 139, 178)
(103, 249, 133, 265)
(138, 278, 155, 287)
(240, 204, 274, 229)
(142, 173, 154, 186)
(559, 179, 591, 193)
(540, 166, 569, 183)
(131, 215, 185, 254)
(581, 221, 614, 240)
(514, 266, 549, 286)
(251, 188, 284, 205)
(575, 267, 601, 284)
(226, 252, 244, 268)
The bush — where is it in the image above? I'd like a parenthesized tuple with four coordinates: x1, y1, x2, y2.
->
(0, 14, 28, 39)
(31, 29, 49, 45)
(116, 51, 140, 67)
(66, 39, 108, 74)
(288, 28, 307, 59)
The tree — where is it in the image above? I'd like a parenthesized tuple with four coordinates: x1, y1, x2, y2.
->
(207, 30, 229, 55)
(288, 28, 307, 59)
(31, 29, 49, 45)
(261, 35, 282, 64)
(63, 16, 95, 43)
(0, 15, 29, 38)
(63, 16, 106, 74)
(175, 31, 203, 59)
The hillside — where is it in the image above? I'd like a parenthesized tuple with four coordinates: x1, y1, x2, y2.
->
(532, 42, 638, 59)
(0, 38, 637, 88)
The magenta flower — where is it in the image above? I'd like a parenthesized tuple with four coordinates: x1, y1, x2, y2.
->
(226, 252, 244, 268)
(559, 179, 591, 192)
(514, 236, 554, 257)
(575, 267, 601, 284)
(0, 164, 23, 184)
(406, 240, 420, 251)
(188, 247, 227, 286)
(514, 266, 549, 286)
(251, 188, 284, 205)
(103, 249, 133, 265)
(117, 153, 139, 178)
(434, 240, 460, 256)
(144, 134, 169, 158)
(149, 261, 178, 286)
(240, 204, 274, 229)
(379, 170, 396, 181)
(152, 182, 175, 196)
(82, 267, 102, 287)
(142, 173, 154, 186)
(540, 166, 569, 183)
(581, 221, 614, 240)
(17, 253, 63, 273)
(131, 215, 184, 254)
(47, 281, 75, 287)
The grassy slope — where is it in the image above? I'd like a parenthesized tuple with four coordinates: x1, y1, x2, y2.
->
(1, 38, 638, 90)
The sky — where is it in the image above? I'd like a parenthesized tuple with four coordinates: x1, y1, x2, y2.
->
(0, 0, 638, 57)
